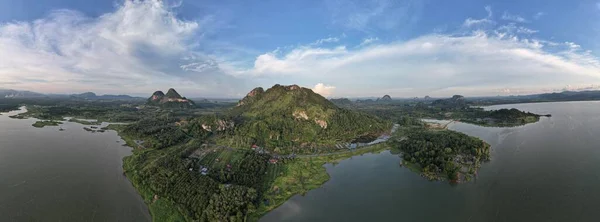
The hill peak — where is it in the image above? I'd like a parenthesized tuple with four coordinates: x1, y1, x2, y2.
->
(381, 95, 392, 101)
(166, 88, 182, 99)
(223, 84, 391, 150)
(147, 88, 194, 108)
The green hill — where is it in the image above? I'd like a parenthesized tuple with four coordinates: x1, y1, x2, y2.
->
(165, 88, 183, 99)
(147, 88, 195, 108)
(191, 84, 392, 152)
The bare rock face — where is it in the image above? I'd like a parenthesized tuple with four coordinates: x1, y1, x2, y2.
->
(293, 110, 309, 120)
(200, 119, 235, 132)
(287, 85, 301, 90)
(315, 119, 328, 129)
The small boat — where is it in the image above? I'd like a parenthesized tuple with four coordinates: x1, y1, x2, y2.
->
(59, 127, 65, 131)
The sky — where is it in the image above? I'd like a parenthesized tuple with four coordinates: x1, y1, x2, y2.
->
(1, 0, 600, 98)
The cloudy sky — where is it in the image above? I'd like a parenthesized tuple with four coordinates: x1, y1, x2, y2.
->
(1, 0, 600, 98)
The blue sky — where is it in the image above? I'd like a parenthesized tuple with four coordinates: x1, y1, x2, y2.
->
(1, 0, 600, 98)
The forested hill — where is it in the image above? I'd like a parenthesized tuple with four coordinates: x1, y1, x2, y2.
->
(147, 88, 195, 108)
(190, 84, 392, 152)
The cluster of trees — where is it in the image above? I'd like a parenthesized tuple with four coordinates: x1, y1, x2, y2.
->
(392, 129, 490, 180)
(488, 108, 540, 121)
(0, 104, 19, 112)
(214, 108, 391, 154)
(123, 118, 188, 149)
(431, 95, 468, 110)
(124, 142, 274, 221)
(211, 152, 271, 191)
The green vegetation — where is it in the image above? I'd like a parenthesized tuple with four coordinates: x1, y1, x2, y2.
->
(121, 137, 275, 221)
(122, 118, 189, 149)
(32, 120, 61, 128)
(205, 84, 392, 153)
(0, 103, 20, 112)
(343, 95, 544, 127)
(390, 129, 490, 181)
(330, 98, 353, 106)
(13, 102, 142, 122)
(68, 118, 100, 125)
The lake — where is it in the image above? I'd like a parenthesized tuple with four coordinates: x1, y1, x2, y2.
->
(262, 101, 600, 222)
(0, 108, 150, 221)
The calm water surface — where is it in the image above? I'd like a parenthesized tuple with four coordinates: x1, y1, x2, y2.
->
(262, 101, 600, 222)
(0, 108, 150, 221)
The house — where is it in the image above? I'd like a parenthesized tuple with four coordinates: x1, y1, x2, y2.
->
(201, 167, 209, 175)
(269, 159, 278, 164)
(251, 144, 259, 150)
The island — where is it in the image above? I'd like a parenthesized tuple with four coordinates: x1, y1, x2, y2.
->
(390, 128, 490, 182)
(32, 120, 61, 128)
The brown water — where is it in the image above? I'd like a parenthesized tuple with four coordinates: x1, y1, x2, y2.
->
(262, 101, 600, 222)
(0, 108, 150, 221)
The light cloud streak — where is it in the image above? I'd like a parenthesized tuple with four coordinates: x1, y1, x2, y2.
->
(501, 11, 528, 23)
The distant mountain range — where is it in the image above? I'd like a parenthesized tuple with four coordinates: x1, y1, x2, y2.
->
(468, 90, 600, 105)
(0, 89, 45, 98)
(0, 89, 142, 100)
(70, 92, 142, 100)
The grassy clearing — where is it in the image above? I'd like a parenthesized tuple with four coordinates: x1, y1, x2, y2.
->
(148, 198, 186, 222)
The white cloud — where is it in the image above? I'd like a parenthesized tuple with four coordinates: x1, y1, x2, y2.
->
(463, 18, 493, 27)
(463, 6, 494, 27)
(357, 37, 379, 47)
(234, 30, 600, 97)
(311, 37, 340, 46)
(0, 0, 242, 96)
(312, 83, 336, 97)
(497, 23, 538, 35)
(501, 12, 528, 23)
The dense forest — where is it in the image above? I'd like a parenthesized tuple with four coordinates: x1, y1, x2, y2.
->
(0, 103, 20, 112)
(122, 118, 189, 149)
(391, 129, 490, 181)
(122, 135, 277, 221)
(194, 84, 393, 153)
